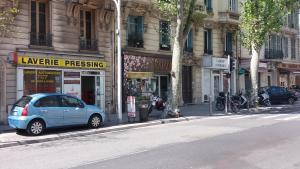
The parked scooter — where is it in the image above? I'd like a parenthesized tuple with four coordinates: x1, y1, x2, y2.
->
(147, 93, 166, 115)
(258, 90, 271, 106)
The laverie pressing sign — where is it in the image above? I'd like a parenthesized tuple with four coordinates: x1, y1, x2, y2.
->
(18, 56, 107, 69)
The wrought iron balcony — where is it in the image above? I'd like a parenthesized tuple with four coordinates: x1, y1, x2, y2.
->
(127, 38, 144, 48)
(204, 49, 213, 55)
(264, 49, 284, 60)
(160, 43, 171, 51)
(30, 32, 52, 47)
(185, 47, 194, 53)
(79, 38, 98, 51)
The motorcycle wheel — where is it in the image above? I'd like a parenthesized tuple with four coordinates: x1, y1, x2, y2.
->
(216, 102, 225, 111)
(147, 106, 153, 115)
(264, 100, 271, 107)
(231, 101, 239, 113)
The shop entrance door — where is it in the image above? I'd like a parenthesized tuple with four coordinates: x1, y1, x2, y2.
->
(182, 66, 193, 103)
(81, 76, 95, 105)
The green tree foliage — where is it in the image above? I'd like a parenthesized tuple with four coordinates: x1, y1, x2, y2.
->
(155, 0, 206, 112)
(241, 0, 299, 51)
(240, 0, 299, 106)
(0, 0, 19, 37)
(155, 0, 206, 38)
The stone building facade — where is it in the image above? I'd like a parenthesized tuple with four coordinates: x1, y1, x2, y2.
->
(0, 0, 115, 124)
(120, 0, 241, 104)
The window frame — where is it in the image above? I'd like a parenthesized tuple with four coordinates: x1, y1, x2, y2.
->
(79, 9, 96, 41)
(159, 20, 171, 51)
(185, 29, 193, 53)
(127, 15, 144, 48)
(30, 0, 51, 36)
(204, 29, 213, 54)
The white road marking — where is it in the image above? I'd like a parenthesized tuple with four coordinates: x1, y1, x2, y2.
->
(276, 114, 300, 121)
(261, 114, 287, 119)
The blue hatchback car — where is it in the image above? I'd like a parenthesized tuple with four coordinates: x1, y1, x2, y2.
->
(8, 93, 106, 135)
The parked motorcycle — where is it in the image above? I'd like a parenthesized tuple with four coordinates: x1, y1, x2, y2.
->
(258, 90, 271, 106)
(215, 92, 239, 113)
(147, 93, 166, 115)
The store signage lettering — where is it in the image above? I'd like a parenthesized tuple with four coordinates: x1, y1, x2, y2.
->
(18, 56, 107, 69)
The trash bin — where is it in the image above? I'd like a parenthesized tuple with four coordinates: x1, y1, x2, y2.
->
(139, 100, 149, 122)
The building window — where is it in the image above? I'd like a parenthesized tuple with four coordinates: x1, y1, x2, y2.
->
(127, 16, 144, 48)
(264, 35, 284, 59)
(185, 29, 193, 52)
(228, 0, 238, 12)
(225, 32, 233, 54)
(159, 21, 171, 50)
(283, 37, 288, 58)
(291, 37, 296, 59)
(80, 10, 97, 51)
(30, 0, 51, 47)
(204, 29, 213, 54)
(204, 0, 213, 12)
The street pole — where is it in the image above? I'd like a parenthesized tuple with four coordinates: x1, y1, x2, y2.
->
(113, 0, 122, 123)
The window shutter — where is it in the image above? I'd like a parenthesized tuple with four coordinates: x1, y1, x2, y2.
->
(226, 32, 232, 52)
(208, 29, 212, 52)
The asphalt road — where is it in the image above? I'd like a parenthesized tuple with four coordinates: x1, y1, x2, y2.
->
(1, 103, 300, 169)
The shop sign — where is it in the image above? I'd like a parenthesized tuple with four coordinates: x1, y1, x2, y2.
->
(127, 72, 154, 79)
(203, 56, 228, 70)
(17, 56, 107, 69)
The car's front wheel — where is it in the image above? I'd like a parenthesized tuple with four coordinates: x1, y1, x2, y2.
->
(88, 114, 102, 128)
(27, 119, 45, 136)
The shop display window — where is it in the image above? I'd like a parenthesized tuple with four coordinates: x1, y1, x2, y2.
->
(24, 69, 62, 95)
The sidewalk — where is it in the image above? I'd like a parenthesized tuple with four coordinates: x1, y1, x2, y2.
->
(0, 103, 281, 148)
(0, 103, 273, 134)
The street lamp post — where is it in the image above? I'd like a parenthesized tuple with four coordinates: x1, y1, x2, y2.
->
(112, 0, 122, 123)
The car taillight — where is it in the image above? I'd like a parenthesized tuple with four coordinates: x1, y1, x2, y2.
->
(21, 104, 28, 116)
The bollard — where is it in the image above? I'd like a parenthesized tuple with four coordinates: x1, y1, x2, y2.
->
(225, 93, 228, 114)
(209, 95, 212, 115)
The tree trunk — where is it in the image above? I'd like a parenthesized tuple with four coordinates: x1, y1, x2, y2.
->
(250, 45, 260, 107)
(171, 0, 184, 113)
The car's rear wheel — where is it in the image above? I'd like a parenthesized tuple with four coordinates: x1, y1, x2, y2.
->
(288, 98, 295, 105)
(88, 114, 102, 128)
(27, 119, 45, 136)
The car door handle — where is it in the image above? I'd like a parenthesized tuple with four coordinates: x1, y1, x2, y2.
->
(64, 110, 70, 112)
(41, 110, 48, 113)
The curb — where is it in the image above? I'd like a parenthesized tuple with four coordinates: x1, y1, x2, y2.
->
(0, 116, 202, 149)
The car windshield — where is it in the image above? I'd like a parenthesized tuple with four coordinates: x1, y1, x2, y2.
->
(14, 96, 32, 108)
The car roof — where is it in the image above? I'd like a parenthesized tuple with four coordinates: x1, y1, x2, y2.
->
(29, 93, 63, 99)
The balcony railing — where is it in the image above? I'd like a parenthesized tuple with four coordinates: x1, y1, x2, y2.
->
(204, 49, 213, 55)
(264, 49, 284, 60)
(184, 47, 193, 53)
(160, 43, 171, 51)
(30, 32, 52, 47)
(127, 38, 144, 48)
(79, 38, 98, 51)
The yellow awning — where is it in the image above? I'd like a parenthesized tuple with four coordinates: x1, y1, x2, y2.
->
(127, 72, 154, 79)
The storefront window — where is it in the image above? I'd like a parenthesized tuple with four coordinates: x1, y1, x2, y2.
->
(24, 69, 62, 95)
(24, 69, 37, 95)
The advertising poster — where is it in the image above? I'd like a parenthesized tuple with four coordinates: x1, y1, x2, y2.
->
(63, 72, 81, 98)
(127, 96, 136, 118)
